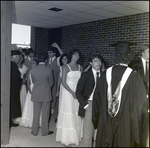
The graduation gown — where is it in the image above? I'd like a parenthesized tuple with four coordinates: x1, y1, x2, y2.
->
(92, 65, 147, 147)
(10, 61, 22, 119)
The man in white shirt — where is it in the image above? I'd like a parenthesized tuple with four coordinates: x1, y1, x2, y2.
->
(45, 43, 63, 122)
(76, 54, 104, 147)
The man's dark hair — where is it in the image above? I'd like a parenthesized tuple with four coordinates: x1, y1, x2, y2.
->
(88, 54, 104, 63)
(37, 52, 46, 62)
(114, 51, 135, 65)
(48, 46, 60, 57)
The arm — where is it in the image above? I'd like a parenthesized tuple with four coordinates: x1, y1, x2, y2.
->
(62, 65, 77, 99)
(84, 65, 91, 72)
(52, 42, 63, 55)
(56, 71, 61, 97)
(76, 72, 88, 108)
(49, 68, 54, 88)
(27, 71, 32, 94)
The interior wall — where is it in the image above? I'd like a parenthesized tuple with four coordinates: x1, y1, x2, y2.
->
(31, 12, 149, 68)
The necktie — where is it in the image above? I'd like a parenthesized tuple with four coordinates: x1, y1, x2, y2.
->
(96, 72, 99, 85)
(49, 58, 52, 64)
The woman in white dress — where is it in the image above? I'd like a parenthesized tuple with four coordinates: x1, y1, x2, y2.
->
(56, 50, 83, 147)
(17, 53, 28, 112)
(56, 53, 70, 111)
(20, 58, 41, 128)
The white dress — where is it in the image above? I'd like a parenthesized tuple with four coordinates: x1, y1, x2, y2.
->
(56, 64, 82, 146)
(18, 64, 28, 112)
(19, 72, 42, 128)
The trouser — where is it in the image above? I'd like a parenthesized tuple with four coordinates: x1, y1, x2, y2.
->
(81, 100, 95, 147)
(32, 101, 50, 135)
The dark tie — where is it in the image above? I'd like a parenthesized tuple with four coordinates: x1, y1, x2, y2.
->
(49, 58, 52, 64)
(96, 72, 99, 85)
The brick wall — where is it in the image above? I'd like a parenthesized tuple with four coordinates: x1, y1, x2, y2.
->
(31, 27, 49, 55)
(31, 12, 149, 68)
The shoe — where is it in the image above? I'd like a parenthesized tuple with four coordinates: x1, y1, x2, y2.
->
(11, 122, 19, 127)
(42, 131, 54, 136)
(31, 131, 37, 136)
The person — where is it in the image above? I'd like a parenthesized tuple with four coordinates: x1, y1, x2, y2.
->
(24, 48, 35, 71)
(45, 43, 64, 122)
(56, 49, 83, 147)
(56, 53, 70, 111)
(24, 48, 35, 92)
(10, 50, 23, 127)
(31, 53, 54, 136)
(92, 41, 147, 147)
(128, 44, 149, 147)
(19, 58, 42, 128)
(76, 54, 104, 147)
(17, 53, 28, 112)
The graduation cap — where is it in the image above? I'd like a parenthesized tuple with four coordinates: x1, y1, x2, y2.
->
(11, 50, 21, 56)
(110, 41, 137, 54)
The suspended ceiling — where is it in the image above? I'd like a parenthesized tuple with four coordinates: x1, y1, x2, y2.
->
(12, 1, 149, 29)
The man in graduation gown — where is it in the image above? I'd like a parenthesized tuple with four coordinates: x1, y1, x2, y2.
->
(10, 50, 22, 127)
(92, 41, 147, 147)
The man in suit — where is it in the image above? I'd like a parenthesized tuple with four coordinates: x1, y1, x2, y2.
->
(31, 53, 54, 136)
(92, 41, 147, 147)
(129, 44, 149, 96)
(128, 44, 149, 147)
(76, 54, 104, 147)
(24, 48, 35, 71)
(24, 48, 35, 92)
(45, 43, 63, 122)
(10, 50, 22, 127)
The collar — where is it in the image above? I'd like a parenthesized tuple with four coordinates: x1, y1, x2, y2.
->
(92, 68, 100, 76)
(39, 62, 45, 64)
(141, 57, 147, 63)
(117, 63, 128, 66)
(28, 56, 32, 61)
(50, 56, 56, 61)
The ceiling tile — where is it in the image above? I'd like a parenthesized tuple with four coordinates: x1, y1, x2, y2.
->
(13, 1, 147, 29)
(74, 1, 114, 7)
(71, 11, 106, 20)
(44, 1, 93, 11)
(102, 4, 143, 15)
(86, 8, 124, 18)
(119, 1, 149, 12)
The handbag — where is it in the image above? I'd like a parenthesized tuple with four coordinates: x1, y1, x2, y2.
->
(78, 105, 86, 117)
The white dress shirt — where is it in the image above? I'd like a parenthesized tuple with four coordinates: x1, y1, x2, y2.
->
(141, 57, 147, 75)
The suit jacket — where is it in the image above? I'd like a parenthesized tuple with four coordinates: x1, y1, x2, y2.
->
(45, 57, 60, 108)
(129, 58, 149, 94)
(31, 63, 53, 102)
(76, 69, 96, 108)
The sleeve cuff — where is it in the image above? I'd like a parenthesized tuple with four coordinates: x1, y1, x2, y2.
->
(84, 104, 89, 109)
